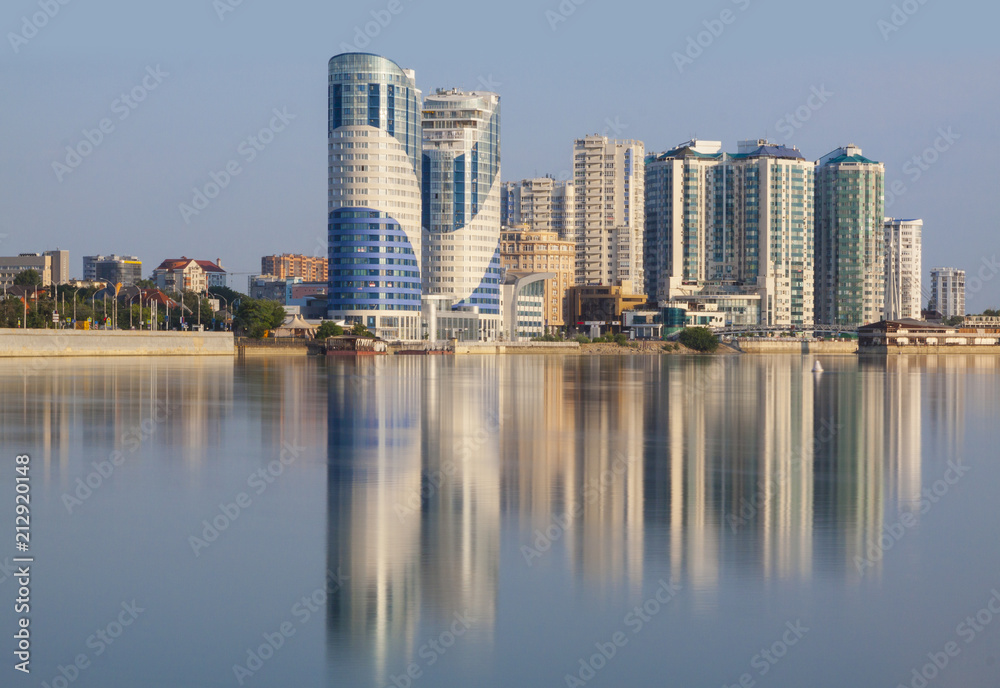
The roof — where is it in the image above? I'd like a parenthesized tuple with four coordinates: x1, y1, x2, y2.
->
(730, 144, 805, 161)
(153, 257, 225, 273)
(195, 260, 225, 273)
(821, 153, 880, 165)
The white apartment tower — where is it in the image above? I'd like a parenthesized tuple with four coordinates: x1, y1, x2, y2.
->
(644, 140, 815, 327)
(929, 267, 965, 319)
(421, 89, 502, 339)
(644, 140, 724, 302)
(573, 135, 645, 290)
(501, 177, 576, 241)
(884, 218, 923, 320)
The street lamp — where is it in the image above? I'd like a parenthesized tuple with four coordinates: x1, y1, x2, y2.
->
(129, 290, 141, 329)
(213, 295, 228, 331)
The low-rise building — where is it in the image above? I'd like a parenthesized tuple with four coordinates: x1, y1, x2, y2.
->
(859, 318, 1000, 351)
(566, 282, 648, 333)
(83, 255, 142, 286)
(153, 257, 226, 294)
(501, 272, 553, 341)
(0, 250, 69, 286)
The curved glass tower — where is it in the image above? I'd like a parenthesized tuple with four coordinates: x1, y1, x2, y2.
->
(328, 53, 423, 340)
(422, 89, 502, 340)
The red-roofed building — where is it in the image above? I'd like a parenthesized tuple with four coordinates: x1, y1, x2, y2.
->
(152, 257, 226, 293)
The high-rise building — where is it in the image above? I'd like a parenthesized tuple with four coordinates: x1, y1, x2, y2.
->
(499, 225, 575, 330)
(644, 139, 815, 328)
(884, 219, 923, 321)
(573, 135, 645, 290)
(501, 178, 576, 241)
(261, 254, 328, 283)
(327, 53, 423, 339)
(814, 145, 885, 328)
(644, 140, 724, 303)
(83, 255, 143, 286)
(929, 267, 965, 319)
(421, 88, 502, 340)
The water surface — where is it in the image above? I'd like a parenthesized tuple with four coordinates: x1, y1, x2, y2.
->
(2, 354, 999, 687)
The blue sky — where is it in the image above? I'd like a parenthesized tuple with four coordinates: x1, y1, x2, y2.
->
(1, 0, 998, 306)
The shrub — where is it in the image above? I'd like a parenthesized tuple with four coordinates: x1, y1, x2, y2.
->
(574, 334, 591, 344)
(678, 327, 719, 353)
(613, 333, 628, 346)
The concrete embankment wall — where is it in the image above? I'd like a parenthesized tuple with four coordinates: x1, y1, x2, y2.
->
(455, 342, 581, 355)
(0, 330, 234, 357)
(736, 340, 858, 354)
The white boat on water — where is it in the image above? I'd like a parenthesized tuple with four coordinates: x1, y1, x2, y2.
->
(812, 361, 824, 373)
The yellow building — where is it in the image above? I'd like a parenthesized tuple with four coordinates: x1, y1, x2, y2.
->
(567, 283, 649, 331)
(500, 225, 575, 330)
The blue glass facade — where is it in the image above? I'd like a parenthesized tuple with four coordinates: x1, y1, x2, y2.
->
(328, 209, 421, 311)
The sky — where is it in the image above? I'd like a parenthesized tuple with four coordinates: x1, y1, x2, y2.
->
(1, 0, 998, 307)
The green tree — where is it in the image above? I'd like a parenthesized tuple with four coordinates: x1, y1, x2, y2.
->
(208, 285, 247, 306)
(613, 332, 629, 346)
(350, 322, 374, 338)
(234, 298, 287, 338)
(679, 327, 719, 353)
(135, 278, 157, 289)
(315, 321, 344, 340)
(13, 269, 42, 286)
(944, 315, 965, 327)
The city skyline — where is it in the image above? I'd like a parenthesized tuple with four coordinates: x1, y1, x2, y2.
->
(3, 0, 997, 310)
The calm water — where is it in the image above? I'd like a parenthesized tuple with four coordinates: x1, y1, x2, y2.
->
(3, 354, 1000, 687)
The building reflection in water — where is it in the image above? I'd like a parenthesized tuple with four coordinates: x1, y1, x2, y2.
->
(326, 357, 499, 684)
(322, 354, 970, 673)
(0, 357, 234, 485)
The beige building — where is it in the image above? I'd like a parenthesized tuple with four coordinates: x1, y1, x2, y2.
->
(500, 225, 575, 330)
(0, 250, 69, 287)
(261, 254, 327, 282)
(573, 135, 645, 290)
